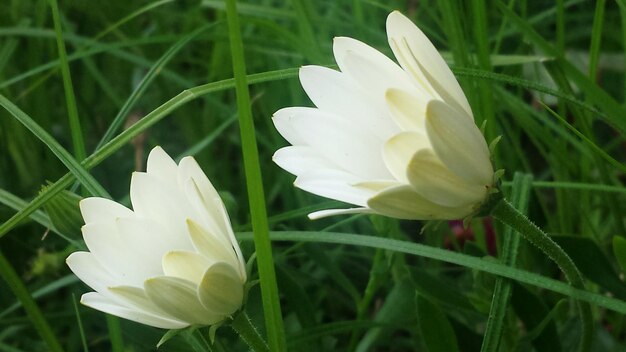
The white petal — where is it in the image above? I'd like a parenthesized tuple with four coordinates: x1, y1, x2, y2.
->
(162, 250, 213, 284)
(425, 100, 493, 185)
(340, 50, 425, 105)
(407, 149, 487, 207)
(272, 107, 314, 146)
(116, 217, 193, 278)
(294, 169, 373, 207)
(299, 65, 398, 139)
(146, 146, 178, 184)
(130, 171, 197, 236)
(273, 146, 336, 176)
(272, 108, 391, 179)
(144, 276, 222, 325)
(385, 88, 429, 131)
(308, 207, 374, 220)
(333, 37, 411, 92)
(66, 252, 117, 293)
(197, 262, 243, 317)
(81, 222, 142, 286)
(186, 219, 242, 278)
(386, 11, 472, 117)
(79, 197, 133, 224)
(81, 292, 188, 329)
(382, 131, 431, 182)
(367, 184, 473, 220)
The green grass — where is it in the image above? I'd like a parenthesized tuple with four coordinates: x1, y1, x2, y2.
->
(0, 1, 625, 351)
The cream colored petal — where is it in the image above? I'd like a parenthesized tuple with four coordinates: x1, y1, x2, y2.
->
(162, 250, 213, 284)
(144, 276, 221, 325)
(425, 100, 493, 186)
(182, 177, 245, 279)
(299, 65, 398, 139)
(146, 146, 178, 184)
(308, 207, 374, 220)
(382, 131, 431, 183)
(407, 149, 487, 207)
(66, 251, 117, 293)
(386, 11, 472, 117)
(81, 292, 188, 329)
(108, 285, 186, 324)
(186, 219, 241, 274)
(294, 169, 373, 207)
(197, 262, 243, 317)
(367, 184, 473, 220)
(385, 88, 429, 131)
(79, 197, 133, 224)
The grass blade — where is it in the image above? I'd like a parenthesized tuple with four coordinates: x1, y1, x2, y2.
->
(224, 1, 286, 350)
(49, 0, 86, 163)
(0, 94, 109, 198)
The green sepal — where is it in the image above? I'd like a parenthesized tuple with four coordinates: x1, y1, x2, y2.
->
(41, 184, 83, 238)
(157, 327, 185, 348)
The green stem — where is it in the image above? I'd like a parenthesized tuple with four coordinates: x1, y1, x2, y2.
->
(0, 251, 64, 352)
(491, 199, 592, 352)
(223, 1, 286, 351)
(230, 311, 270, 352)
(481, 173, 532, 352)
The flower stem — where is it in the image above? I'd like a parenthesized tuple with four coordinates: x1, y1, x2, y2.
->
(491, 199, 592, 352)
(230, 311, 270, 352)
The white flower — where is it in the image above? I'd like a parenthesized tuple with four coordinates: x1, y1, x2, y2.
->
(272, 11, 494, 220)
(66, 147, 246, 329)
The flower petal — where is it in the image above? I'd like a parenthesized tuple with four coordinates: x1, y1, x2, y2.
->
(146, 146, 178, 184)
(386, 11, 472, 117)
(407, 149, 487, 207)
(308, 207, 374, 220)
(299, 65, 398, 139)
(144, 276, 221, 325)
(273, 146, 336, 176)
(197, 262, 243, 317)
(66, 251, 116, 293)
(81, 292, 188, 329)
(130, 171, 198, 236)
(333, 37, 411, 92)
(367, 184, 473, 220)
(81, 221, 142, 286)
(108, 285, 185, 324)
(385, 88, 429, 131)
(382, 131, 431, 183)
(271, 107, 391, 179)
(162, 250, 213, 284)
(425, 100, 493, 185)
(79, 197, 133, 225)
(294, 169, 373, 207)
(186, 219, 241, 276)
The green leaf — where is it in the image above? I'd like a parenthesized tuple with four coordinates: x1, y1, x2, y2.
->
(612, 236, 626, 272)
(553, 236, 626, 300)
(355, 281, 414, 352)
(416, 294, 459, 352)
(235, 231, 626, 315)
(511, 283, 562, 352)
